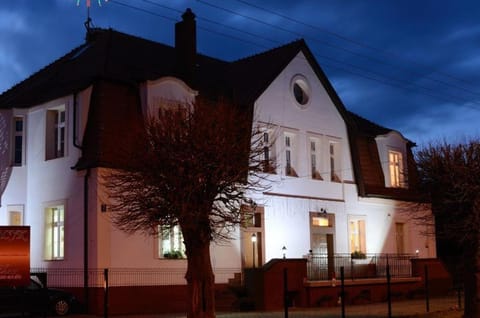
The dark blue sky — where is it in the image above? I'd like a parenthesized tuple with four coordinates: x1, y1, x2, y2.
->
(1, 0, 479, 146)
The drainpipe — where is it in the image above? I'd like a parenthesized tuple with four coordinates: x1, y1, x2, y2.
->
(73, 93, 89, 312)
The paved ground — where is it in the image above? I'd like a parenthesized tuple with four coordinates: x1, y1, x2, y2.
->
(66, 297, 463, 318)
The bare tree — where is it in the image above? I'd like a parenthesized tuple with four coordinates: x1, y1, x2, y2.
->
(416, 140, 480, 317)
(102, 97, 271, 318)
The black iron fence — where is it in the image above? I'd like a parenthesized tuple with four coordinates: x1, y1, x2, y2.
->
(30, 267, 238, 288)
(307, 253, 416, 281)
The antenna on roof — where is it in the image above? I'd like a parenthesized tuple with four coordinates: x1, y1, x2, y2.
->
(76, 0, 108, 37)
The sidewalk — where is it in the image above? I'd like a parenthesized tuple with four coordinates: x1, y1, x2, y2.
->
(67, 297, 463, 318)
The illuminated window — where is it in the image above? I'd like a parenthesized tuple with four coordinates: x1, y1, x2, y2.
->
(44, 205, 65, 260)
(348, 216, 366, 254)
(159, 225, 185, 259)
(8, 205, 24, 225)
(312, 216, 329, 227)
(309, 137, 322, 180)
(13, 117, 23, 166)
(46, 107, 66, 160)
(285, 133, 297, 177)
(329, 141, 341, 182)
(389, 150, 403, 187)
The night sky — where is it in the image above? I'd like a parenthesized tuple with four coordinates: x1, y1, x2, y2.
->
(1, 0, 479, 147)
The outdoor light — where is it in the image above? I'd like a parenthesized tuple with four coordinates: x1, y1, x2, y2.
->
(251, 233, 257, 268)
(282, 246, 287, 259)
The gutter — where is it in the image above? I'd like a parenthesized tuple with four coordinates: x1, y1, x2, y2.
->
(73, 92, 90, 312)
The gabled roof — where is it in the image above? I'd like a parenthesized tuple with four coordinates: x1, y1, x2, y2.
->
(0, 25, 420, 201)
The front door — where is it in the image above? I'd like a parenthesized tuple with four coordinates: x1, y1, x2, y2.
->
(310, 212, 335, 279)
(241, 205, 264, 268)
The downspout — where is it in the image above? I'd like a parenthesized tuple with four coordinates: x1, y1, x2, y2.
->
(73, 92, 90, 312)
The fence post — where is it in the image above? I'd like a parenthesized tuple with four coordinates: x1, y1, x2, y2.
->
(424, 265, 430, 313)
(283, 268, 288, 318)
(340, 266, 345, 318)
(387, 263, 392, 318)
(104, 268, 109, 318)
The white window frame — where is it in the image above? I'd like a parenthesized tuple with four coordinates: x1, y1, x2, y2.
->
(260, 128, 276, 173)
(157, 225, 186, 259)
(329, 140, 341, 182)
(12, 116, 24, 166)
(309, 136, 323, 180)
(284, 131, 298, 177)
(44, 203, 65, 261)
(46, 106, 66, 160)
(348, 215, 366, 254)
(7, 205, 24, 225)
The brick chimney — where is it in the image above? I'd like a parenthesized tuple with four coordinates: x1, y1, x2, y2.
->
(175, 8, 197, 82)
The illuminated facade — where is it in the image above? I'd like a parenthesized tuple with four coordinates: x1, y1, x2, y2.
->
(0, 9, 435, 287)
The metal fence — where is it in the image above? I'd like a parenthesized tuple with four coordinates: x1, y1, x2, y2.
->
(307, 253, 415, 281)
(30, 267, 239, 288)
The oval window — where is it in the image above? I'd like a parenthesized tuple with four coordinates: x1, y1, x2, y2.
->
(291, 75, 310, 108)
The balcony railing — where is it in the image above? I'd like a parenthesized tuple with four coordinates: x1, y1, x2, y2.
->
(306, 253, 416, 281)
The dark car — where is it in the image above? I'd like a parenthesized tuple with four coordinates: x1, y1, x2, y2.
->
(0, 276, 79, 316)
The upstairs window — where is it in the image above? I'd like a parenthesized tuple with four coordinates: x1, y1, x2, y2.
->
(389, 150, 404, 187)
(284, 133, 297, 177)
(46, 107, 66, 160)
(329, 141, 341, 182)
(261, 130, 276, 173)
(309, 137, 322, 180)
(13, 117, 23, 166)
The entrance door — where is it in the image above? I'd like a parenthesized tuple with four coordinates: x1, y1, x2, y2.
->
(241, 205, 264, 268)
(310, 212, 335, 279)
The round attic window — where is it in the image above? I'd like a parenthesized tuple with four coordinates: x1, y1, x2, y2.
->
(291, 75, 310, 108)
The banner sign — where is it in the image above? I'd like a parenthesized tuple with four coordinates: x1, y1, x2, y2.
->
(0, 226, 30, 286)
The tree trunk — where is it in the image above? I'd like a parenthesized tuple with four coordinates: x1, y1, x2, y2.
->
(185, 241, 216, 318)
(463, 246, 480, 317)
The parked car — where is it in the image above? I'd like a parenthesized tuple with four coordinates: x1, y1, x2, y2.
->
(0, 276, 79, 316)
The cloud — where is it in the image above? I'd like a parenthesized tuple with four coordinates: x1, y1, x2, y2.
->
(0, 10, 28, 33)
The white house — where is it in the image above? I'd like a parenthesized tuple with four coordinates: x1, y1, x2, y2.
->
(0, 8, 435, 313)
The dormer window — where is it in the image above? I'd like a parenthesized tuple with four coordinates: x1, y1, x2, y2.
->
(389, 150, 404, 188)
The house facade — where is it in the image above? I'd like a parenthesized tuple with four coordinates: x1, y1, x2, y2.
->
(0, 8, 435, 312)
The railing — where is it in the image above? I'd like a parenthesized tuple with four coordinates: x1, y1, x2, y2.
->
(306, 253, 416, 281)
(30, 267, 240, 288)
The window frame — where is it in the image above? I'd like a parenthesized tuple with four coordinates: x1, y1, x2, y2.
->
(348, 215, 366, 254)
(12, 116, 24, 166)
(329, 140, 341, 182)
(157, 225, 186, 259)
(284, 131, 298, 177)
(309, 136, 323, 180)
(44, 203, 65, 261)
(388, 150, 404, 188)
(45, 106, 67, 161)
(260, 129, 276, 174)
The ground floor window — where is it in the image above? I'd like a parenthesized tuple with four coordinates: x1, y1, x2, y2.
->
(7, 205, 24, 225)
(44, 204, 64, 260)
(348, 215, 366, 254)
(158, 225, 185, 259)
